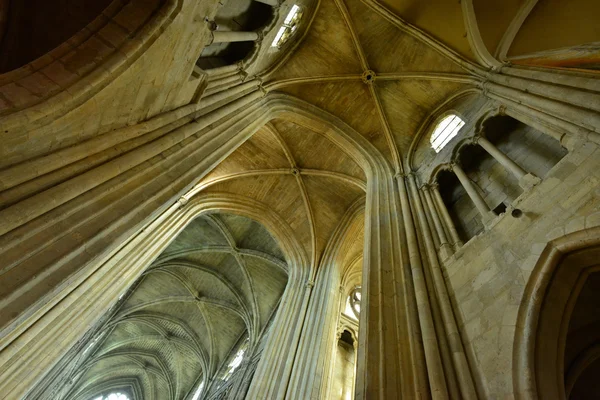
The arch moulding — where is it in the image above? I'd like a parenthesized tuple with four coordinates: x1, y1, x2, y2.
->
(513, 226, 600, 400)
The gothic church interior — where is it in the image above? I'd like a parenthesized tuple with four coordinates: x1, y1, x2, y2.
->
(0, 0, 599, 399)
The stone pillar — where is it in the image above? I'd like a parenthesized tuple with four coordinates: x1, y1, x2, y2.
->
(246, 278, 312, 399)
(396, 175, 449, 398)
(407, 174, 478, 400)
(474, 134, 540, 189)
(209, 31, 259, 44)
(431, 183, 463, 250)
(422, 184, 453, 260)
(355, 173, 426, 399)
(451, 163, 495, 226)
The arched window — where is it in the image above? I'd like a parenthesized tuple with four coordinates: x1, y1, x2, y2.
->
(271, 5, 303, 48)
(343, 286, 361, 320)
(92, 393, 130, 400)
(430, 114, 465, 153)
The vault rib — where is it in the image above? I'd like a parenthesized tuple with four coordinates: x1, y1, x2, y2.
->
(461, 0, 503, 69)
(294, 172, 318, 278)
(105, 313, 210, 375)
(147, 263, 253, 320)
(495, 0, 539, 60)
(264, 122, 297, 168)
(376, 72, 480, 85)
(203, 214, 261, 340)
(359, 0, 485, 76)
(368, 83, 402, 173)
(200, 169, 366, 192)
(265, 75, 362, 91)
(156, 247, 288, 273)
(266, 122, 318, 276)
(332, 0, 370, 71)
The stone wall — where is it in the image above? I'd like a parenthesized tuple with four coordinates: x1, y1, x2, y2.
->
(441, 139, 600, 398)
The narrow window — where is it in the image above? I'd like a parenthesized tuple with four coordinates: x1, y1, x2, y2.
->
(271, 5, 303, 48)
(430, 114, 465, 153)
(191, 381, 205, 400)
(343, 286, 361, 320)
(91, 393, 130, 400)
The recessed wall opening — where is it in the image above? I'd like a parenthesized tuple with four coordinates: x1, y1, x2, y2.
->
(482, 115, 568, 179)
(437, 169, 483, 243)
(197, 0, 274, 70)
(492, 202, 507, 216)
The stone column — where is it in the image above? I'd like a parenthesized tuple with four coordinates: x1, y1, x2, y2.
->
(396, 175, 449, 398)
(247, 278, 312, 399)
(451, 163, 495, 226)
(355, 173, 426, 399)
(422, 185, 453, 260)
(407, 174, 478, 400)
(431, 183, 463, 250)
(209, 31, 259, 44)
(473, 134, 540, 189)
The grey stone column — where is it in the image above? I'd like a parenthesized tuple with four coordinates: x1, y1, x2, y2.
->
(422, 184, 453, 260)
(431, 183, 463, 250)
(407, 174, 478, 400)
(451, 163, 494, 226)
(396, 175, 449, 399)
(210, 31, 259, 44)
(354, 173, 427, 399)
(474, 134, 540, 190)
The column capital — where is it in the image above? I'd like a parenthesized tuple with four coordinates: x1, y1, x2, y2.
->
(471, 134, 482, 145)
(430, 181, 439, 190)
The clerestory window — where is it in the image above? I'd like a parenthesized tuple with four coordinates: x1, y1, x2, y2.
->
(271, 5, 303, 48)
(92, 393, 130, 400)
(430, 114, 465, 153)
(343, 286, 361, 320)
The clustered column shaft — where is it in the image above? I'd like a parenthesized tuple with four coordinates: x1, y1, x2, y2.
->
(396, 175, 449, 398)
(407, 174, 478, 400)
(422, 185, 453, 260)
(431, 184, 463, 250)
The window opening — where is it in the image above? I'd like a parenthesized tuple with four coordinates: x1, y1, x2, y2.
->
(271, 5, 303, 48)
(191, 381, 205, 400)
(219, 336, 249, 384)
(493, 202, 507, 216)
(91, 393, 130, 400)
(430, 114, 465, 153)
(343, 286, 361, 320)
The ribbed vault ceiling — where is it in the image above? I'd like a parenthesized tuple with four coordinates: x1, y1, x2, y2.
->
(266, 0, 481, 172)
(199, 118, 367, 276)
(66, 213, 288, 400)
